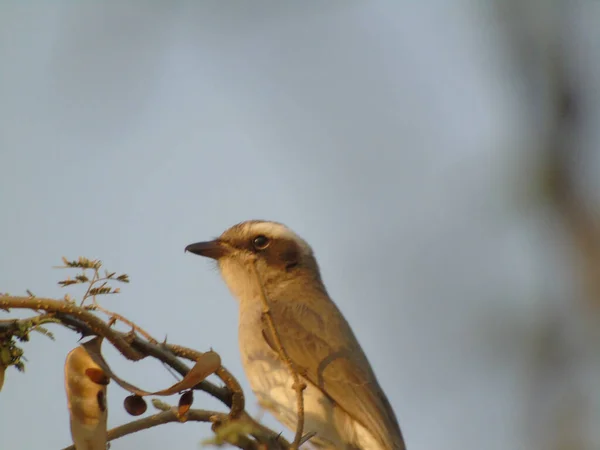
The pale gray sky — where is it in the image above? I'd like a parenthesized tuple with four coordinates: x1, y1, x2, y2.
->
(1, 2, 599, 450)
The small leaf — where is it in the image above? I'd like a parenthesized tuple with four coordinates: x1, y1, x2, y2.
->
(75, 274, 89, 283)
(124, 395, 147, 416)
(31, 327, 55, 341)
(89, 286, 112, 296)
(78, 257, 92, 268)
(116, 274, 129, 283)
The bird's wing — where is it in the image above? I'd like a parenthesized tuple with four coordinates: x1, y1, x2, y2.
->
(261, 299, 405, 450)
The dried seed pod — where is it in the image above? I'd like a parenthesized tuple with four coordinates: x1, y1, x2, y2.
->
(124, 394, 147, 416)
(64, 346, 109, 450)
(178, 390, 194, 416)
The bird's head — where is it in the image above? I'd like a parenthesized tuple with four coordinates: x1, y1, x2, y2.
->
(185, 220, 323, 303)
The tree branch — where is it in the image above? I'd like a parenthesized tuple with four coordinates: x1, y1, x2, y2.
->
(0, 294, 293, 449)
(60, 409, 259, 450)
(0, 296, 143, 361)
(55, 313, 233, 406)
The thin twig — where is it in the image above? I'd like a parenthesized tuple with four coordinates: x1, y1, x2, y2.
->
(250, 259, 306, 449)
(90, 301, 158, 343)
(79, 267, 100, 306)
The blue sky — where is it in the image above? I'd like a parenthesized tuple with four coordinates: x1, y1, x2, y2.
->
(1, 2, 600, 449)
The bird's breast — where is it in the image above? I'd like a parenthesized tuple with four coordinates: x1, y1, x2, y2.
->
(236, 304, 385, 450)
(238, 319, 345, 448)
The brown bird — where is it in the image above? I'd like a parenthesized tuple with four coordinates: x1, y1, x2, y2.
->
(186, 220, 406, 449)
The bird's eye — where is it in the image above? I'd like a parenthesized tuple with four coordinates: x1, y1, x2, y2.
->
(252, 235, 270, 250)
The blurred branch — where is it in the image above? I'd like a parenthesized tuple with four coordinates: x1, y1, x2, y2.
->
(545, 74, 600, 313)
(531, 23, 595, 450)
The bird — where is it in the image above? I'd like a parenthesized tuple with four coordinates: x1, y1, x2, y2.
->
(185, 220, 406, 450)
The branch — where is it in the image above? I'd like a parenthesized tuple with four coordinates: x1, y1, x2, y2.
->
(0, 313, 60, 331)
(70, 314, 235, 405)
(250, 259, 306, 449)
(0, 296, 143, 361)
(0, 297, 232, 405)
(89, 302, 158, 343)
(60, 409, 258, 450)
(164, 343, 245, 419)
(0, 295, 292, 448)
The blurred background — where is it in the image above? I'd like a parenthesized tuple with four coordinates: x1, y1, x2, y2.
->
(1, 2, 599, 449)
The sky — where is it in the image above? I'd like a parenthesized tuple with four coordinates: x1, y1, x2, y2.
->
(1, 2, 600, 450)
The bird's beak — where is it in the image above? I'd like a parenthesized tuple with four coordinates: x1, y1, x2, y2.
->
(185, 239, 231, 260)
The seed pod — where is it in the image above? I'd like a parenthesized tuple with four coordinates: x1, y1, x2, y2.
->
(64, 346, 109, 450)
(123, 394, 147, 416)
(178, 390, 194, 416)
